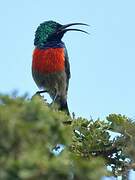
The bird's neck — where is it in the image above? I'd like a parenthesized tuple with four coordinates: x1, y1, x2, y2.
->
(37, 40, 65, 50)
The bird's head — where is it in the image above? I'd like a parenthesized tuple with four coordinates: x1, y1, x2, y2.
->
(34, 20, 88, 48)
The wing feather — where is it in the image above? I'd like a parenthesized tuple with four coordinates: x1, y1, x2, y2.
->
(64, 47, 71, 91)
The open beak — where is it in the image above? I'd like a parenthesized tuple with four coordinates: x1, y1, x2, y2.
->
(57, 23, 89, 35)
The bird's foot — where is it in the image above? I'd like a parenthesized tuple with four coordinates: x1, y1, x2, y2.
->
(35, 90, 48, 95)
(32, 90, 48, 100)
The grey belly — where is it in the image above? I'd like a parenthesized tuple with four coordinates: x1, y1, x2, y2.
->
(32, 70, 67, 100)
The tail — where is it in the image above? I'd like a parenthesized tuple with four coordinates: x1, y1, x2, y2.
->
(55, 96, 70, 116)
(60, 99, 70, 116)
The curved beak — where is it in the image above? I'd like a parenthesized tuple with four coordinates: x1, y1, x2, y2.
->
(57, 23, 89, 35)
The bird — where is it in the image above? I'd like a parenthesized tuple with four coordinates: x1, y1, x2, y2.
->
(32, 20, 88, 115)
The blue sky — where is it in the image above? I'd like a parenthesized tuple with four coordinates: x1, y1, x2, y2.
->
(0, 0, 135, 179)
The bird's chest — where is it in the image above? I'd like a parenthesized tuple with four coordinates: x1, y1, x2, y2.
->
(32, 48, 65, 74)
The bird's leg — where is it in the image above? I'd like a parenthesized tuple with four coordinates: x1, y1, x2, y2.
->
(50, 89, 60, 108)
(50, 88, 58, 102)
(53, 93, 59, 102)
(32, 90, 48, 99)
(35, 90, 48, 95)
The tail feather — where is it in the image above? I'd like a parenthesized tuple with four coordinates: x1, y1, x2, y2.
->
(59, 100, 70, 116)
(55, 96, 70, 116)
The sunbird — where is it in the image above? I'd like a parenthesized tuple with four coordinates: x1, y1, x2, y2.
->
(32, 20, 88, 115)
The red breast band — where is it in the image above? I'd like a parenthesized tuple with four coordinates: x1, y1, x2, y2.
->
(32, 48, 65, 74)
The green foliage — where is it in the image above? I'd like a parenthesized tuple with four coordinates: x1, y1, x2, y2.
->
(0, 94, 135, 179)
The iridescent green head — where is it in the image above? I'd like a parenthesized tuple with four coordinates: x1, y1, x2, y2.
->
(34, 20, 89, 48)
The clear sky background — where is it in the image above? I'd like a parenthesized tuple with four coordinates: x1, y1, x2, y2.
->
(0, 0, 135, 179)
